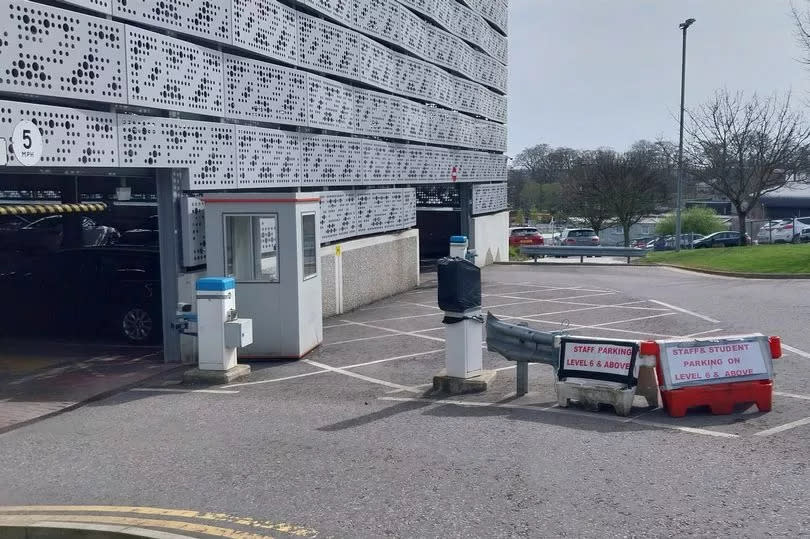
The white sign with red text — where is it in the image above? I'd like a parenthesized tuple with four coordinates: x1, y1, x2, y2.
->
(660, 335, 771, 389)
(561, 341, 635, 377)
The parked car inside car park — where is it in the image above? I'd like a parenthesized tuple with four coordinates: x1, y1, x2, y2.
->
(117, 215, 159, 247)
(509, 226, 544, 247)
(0, 247, 162, 343)
(693, 231, 751, 248)
(557, 228, 600, 246)
(0, 215, 119, 253)
(756, 218, 810, 244)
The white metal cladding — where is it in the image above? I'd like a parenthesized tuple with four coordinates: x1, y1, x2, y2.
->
(300, 134, 362, 185)
(307, 73, 355, 132)
(0, 99, 118, 166)
(118, 115, 236, 190)
(236, 126, 302, 188)
(353, 88, 389, 137)
(357, 35, 394, 90)
(0, 1, 126, 103)
(112, 0, 231, 42)
(25, 0, 509, 124)
(403, 187, 417, 227)
(362, 139, 397, 184)
(126, 27, 224, 115)
(298, 0, 354, 26)
(396, 97, 425, 142)
(472, 182, 508, 215)
(354, 0, 401, 43)
(55, 0, 111, 15)
(298, 13, 360, 80)
(356, 188, 404, 235)
(320, 190, 357, 243)
(223, 55, 308, 126)
(180, 195, 206, 267)
(232, 0, 298, 65)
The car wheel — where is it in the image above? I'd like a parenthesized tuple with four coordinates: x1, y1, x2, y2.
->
(120, 306, 159, 344)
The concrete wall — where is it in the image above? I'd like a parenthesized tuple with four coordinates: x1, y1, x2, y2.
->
(322, 229, 420, 317)
(472, 211, 509, 267)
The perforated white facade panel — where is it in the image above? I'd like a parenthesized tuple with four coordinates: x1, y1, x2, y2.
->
(236, 126, 302, 188)
(113, 0, 231, 42)
(300, 134, 362, 186)
(0, 99, 118, 166)
(232, 0, 299, 65)
(307, 74, 355, 132)
(0, 1, 126, 103)
(224, 55, 308, 127)
(299, 13, 360, 80)
(180, 195, 207, 267)
(472, 182, 508, 215)
(57, 0, 111, 15)
(126, 27, 224, 115)
(118, 116, 236, 190)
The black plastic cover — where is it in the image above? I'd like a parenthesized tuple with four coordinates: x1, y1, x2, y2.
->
(437, 257, 481, 313)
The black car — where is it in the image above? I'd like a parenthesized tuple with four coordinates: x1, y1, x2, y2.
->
(117, 215, 159, 247)
(693, 231, 751, 248)
(0, 247, 162, 343)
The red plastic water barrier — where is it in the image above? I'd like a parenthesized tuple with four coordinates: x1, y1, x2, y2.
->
(645, 337, 781, 418)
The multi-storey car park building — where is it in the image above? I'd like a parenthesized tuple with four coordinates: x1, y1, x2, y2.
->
(0, 0, 508, 361)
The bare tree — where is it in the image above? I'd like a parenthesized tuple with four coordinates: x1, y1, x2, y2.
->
(563, 152, 614, 234)
(684, 90, 810, 244)
(792, 0, 810, 65)
(512, 144, 552, 181)
(596, 149, 670, 246)
(564, 149, 668, 245)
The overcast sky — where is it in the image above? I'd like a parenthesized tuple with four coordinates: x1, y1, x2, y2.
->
(507, 0, 810, 156)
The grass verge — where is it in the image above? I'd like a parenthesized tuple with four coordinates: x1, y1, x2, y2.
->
(643, 244, 810, 274)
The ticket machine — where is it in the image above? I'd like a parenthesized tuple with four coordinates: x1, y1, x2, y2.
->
(203, 193, 323, 358)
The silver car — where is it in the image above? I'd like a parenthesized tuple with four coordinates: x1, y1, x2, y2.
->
(558, 228, 600, 246)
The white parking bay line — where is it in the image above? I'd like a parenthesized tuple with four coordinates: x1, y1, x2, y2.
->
(304, 359, 420, 393)
(774, 391, 810, 401)
(753, 417, 810, 436)
(782, 344, 810, 359)
(379, 396, 738, 438)
(130, 388, 239, 395)
(649, 300, 721, 324)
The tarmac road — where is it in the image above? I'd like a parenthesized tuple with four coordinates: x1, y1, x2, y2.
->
(1, 265, 809, 538)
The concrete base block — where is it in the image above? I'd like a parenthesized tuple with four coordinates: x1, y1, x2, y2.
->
(432, 369, 496, 395)
(556, 379, 636, 416)
(183, 364, 251, 385)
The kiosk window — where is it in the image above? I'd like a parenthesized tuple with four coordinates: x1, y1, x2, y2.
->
(225, 214, 279, 282)
(302, 213, 317, 279)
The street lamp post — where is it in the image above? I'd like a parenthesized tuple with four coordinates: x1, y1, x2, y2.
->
(675, 18, 695, 252)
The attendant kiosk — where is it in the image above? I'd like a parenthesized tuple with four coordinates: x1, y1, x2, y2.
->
(203, 193, 323, 358)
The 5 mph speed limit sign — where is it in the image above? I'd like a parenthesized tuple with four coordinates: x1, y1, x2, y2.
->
(12, 120, 43, 166)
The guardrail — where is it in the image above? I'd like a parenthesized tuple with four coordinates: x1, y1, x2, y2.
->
(485, 313, 563, 395)
(520, 245, 648, 264)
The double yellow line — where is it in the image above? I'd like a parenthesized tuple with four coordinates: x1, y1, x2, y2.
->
(0, 505, 317, 538)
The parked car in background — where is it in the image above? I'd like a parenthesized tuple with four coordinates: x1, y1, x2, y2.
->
(0, 215, 119, 253)
(118, 215, 159, 247)
(653, 234, 705, 251)
(756, 218, 810, 244)
(631, 237, 656, 249)
(0, 247, 161, 343)
(693, 231, 751, 248)
(509, 226, 544, 247)
(557, 228, 600, 246)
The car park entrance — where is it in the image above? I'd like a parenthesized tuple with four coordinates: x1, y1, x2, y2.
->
(0, 171, 174, 394)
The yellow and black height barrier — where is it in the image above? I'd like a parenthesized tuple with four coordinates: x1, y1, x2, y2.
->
(0, 202, 107, 216)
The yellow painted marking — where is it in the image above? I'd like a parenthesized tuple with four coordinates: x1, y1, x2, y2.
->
(335, 245, 341, 256)
(0, 506, 317, 537)
(0, 514, 271, 538)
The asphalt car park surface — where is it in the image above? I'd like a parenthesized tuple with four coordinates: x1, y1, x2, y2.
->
(2, 265, 810, 537)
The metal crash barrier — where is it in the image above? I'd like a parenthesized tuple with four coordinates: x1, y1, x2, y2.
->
(486, 313, 561, 396)
(520, 245, 647, 264)
(486, 312, 783, 417)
